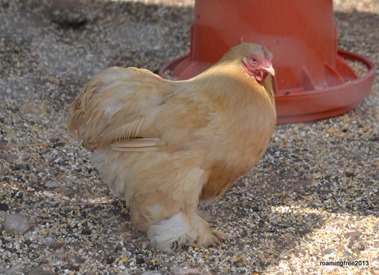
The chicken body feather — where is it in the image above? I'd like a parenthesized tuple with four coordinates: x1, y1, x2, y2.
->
(68, 43, 276, 250)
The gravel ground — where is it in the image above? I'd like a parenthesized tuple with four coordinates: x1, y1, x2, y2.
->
(0, 0, 378, 274)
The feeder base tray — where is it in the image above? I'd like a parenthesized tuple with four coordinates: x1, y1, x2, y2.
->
(160, 49, 375, 124)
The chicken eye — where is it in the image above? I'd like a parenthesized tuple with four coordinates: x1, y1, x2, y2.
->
(249, 55, 258, 63)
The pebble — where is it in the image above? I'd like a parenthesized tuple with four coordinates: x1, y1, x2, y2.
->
(0, 153, 18, 163)
(136, 254, 145, 264)
(4, 213, 32, 235)
(45, 180, 60, 188)
(12, 163, 27, 171)
(345, 169, 356, 177)
(81, 227, 92, 235)
(170, 267, 201, 275)
(23, 268, 54, 275)
(44, 237, 63, 249)
(0, 202, 9, 211)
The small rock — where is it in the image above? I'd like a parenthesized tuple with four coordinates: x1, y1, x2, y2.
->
(81, 227, 92, 235)
(345, 169, 356, 177)
(52, 142, 65, 148)
(343, 251, 353, 257)
(105, 254, 116, 265)
(0, 139, 7, 147)
(251, 205, 260, 212)
(0, 202, 9, 211)
(23, 268, 54, 275)
(349, 240, 366, 252)
(63, 188, 76, 197)
(42, 191, 55, 198)
(62, 263, 80, 271)
(45, 180, 60, 188)
(19, 102, 47, 120)
(170, 267, 200, 275)
(0, 153, 18, 162)
(12, 163, 27, 171)
(24, 239, 33, 246)
(116, 224, 128, 232)
(258, 219, 265, 227)
(323, 248, 335, 255)
(75, 256, 86, 264)
(4, 213, 32, 235)
(136, 254, 145, 264)
(49, 136, 61, 143)
(44, 237, 63, 249)
(141, 241, 150, 250)
(11, 190, 23, 200)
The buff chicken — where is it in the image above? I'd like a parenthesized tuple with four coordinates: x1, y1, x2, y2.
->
(68, 43, 276, 250)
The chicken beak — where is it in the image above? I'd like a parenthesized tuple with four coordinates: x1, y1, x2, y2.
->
(264, 64, 275, 77)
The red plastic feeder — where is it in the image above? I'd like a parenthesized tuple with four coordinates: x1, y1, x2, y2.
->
(160, 0, 376, 124)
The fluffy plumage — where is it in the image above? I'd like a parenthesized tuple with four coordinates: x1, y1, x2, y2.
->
(68, 43, 276, 250)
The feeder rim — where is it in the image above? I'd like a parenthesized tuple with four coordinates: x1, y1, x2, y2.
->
(159, 49, 376, 99)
